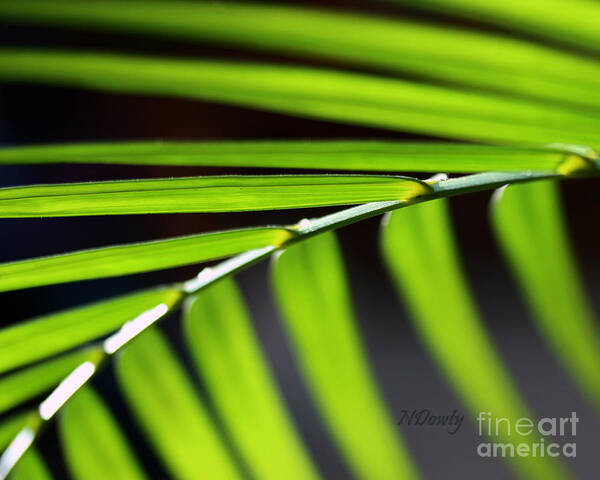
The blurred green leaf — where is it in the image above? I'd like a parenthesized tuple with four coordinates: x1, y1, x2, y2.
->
(0, 141, 588, 173)
(492, 181, 600, 411)
(271, 231, 418, 480)
(184, 278, 320, 480)
(1, 1, 600, 110)
(0, 227, 293, 292)
(0, 175, 429, 217)
(10, 449, 51, 480)
(0, 347, 101, 414)
(59, 386, 146, 480)
(1, 50, 600, 145)
(0, 287, 182, 374)
(0, 413, 29, 450)
(390, 0, 600, 54)
(381, 198, 570, 480)
(116, 327, 241, 479)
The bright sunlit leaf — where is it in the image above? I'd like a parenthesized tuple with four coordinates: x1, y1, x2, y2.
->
(0, 347, 101, 415)
(0, 141, 592, 173)
(390, 0, 600, 54)
(492, 180, 600, 411)
(60, 386, 146, 480)
(116, 327, 241, 479)
(0, 413, 30, 450)
(10, 449, 51, 480)
(184, 278, 320, 480)
(381, 198, 570, 480)
(0, 287, 182, 374)
(0, 227, 293, 292)
(0, 175, 429, 217)
(271, 231, 418, 480)
(1, 1, 600, 111)
(1, 50, 600, 145)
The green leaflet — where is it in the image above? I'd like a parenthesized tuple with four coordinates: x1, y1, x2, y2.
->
(0, 227, 293, 292)
(0, 347, 102, 414)
(115, 328, 241, 480)
(271, 231, 418, 480)
(0, 413, 30, 450)
(0, 141, 590, 173)
(390, 0, 600, 55)
(184, 278, 320, 480)
(59, 387, 146, 480)
(0, 175, 429, 217)
(1, 50, 600, 146)
(1, 1, 600, 110)
(10, 450, 51, 480)
(492, 181, 600, 411)
(381, 198, 571, 480)
(0, 287, 182, 374)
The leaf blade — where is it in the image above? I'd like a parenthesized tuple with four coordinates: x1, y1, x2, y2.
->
(10, 450, 51, 480)
(115, 328, 242, 480)
(0, 287, 182, 374)
(0, 141, 583, 173)
(184, 278, 320, 480)
(0, 227, 293, 292)
(59, 386, 146, 480)
(1, 49, 600, 145)
(380, 198, 571, 480)
(492, 181, 600, 411)
(0, 175, 430, 217)
(0, 347, 101, 415)
(1, 1, 600, 110)
(271, 231, 418, 480)
(390, 0, 600, 55)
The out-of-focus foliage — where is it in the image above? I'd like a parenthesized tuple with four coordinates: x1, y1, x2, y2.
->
(272, 232, 418, 480)
(493, 181, 600, 411)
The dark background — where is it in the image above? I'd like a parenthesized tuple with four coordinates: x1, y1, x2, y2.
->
(0, 1, 599, 478)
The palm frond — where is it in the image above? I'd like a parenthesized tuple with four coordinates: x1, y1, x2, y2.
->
(0, 0, 598, 478)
